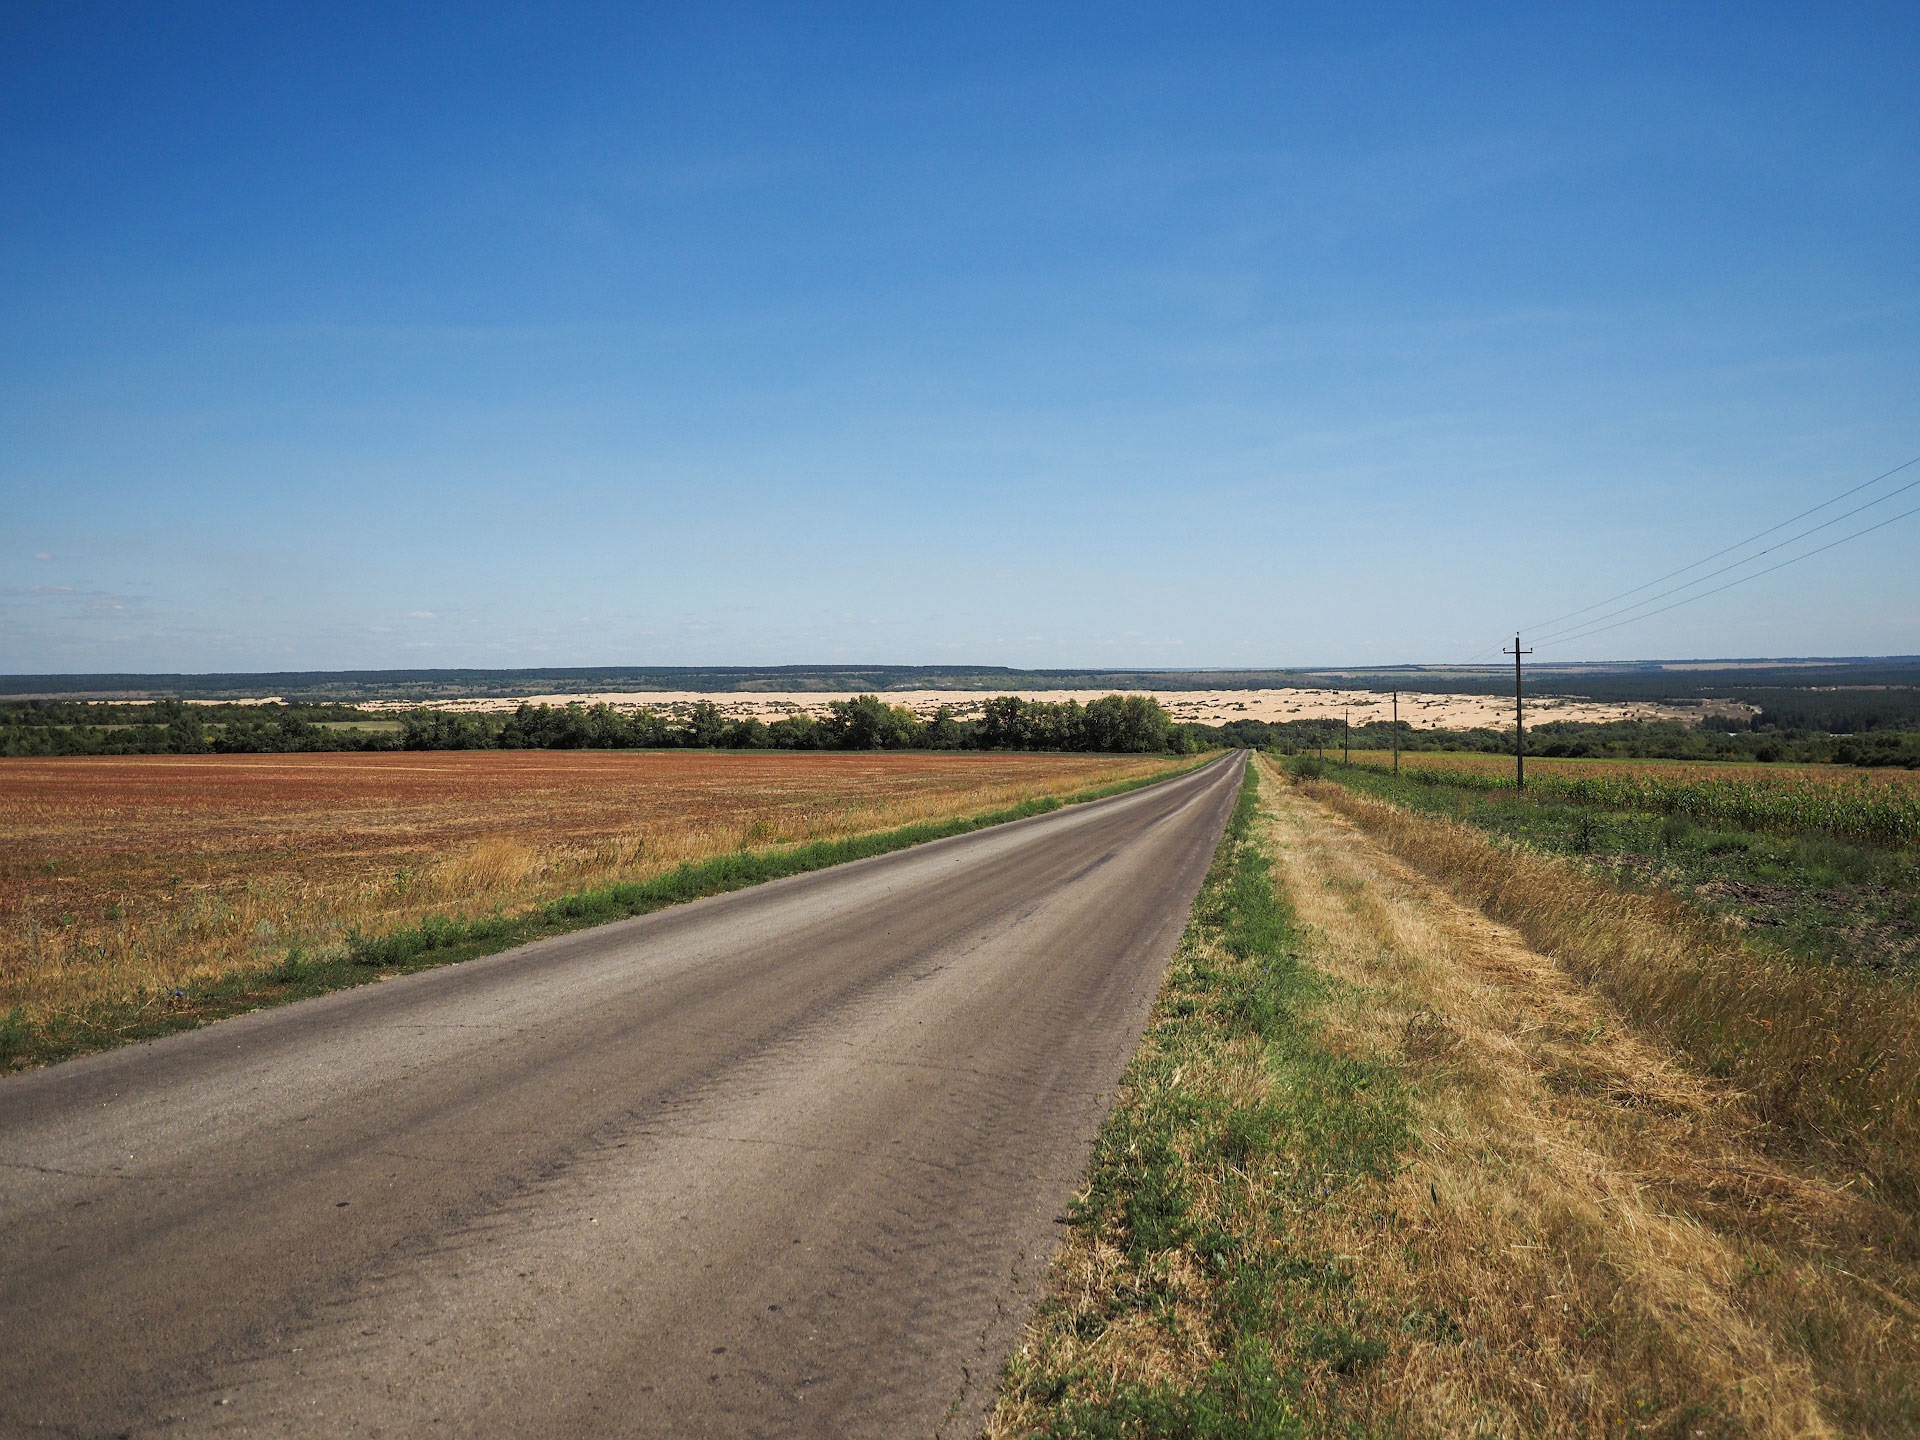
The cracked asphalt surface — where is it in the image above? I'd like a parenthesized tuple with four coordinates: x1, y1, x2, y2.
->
(0, 752, 1242, 1438)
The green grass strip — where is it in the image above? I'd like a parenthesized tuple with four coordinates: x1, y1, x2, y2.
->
(2, 759, 1211, 1074)
(1281, 751, 1920, 979)
(1289, 752, 1919, 848)
(996, 762, 1411, 1439)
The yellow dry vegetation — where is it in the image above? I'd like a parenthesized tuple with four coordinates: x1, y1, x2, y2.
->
(1264, 756, 1920, 1434)
(1297, 774, 1920, 1205)
(0, 750, 1180, 1025)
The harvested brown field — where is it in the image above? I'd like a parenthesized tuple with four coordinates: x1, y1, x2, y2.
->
(1, 750, 1179, 1027)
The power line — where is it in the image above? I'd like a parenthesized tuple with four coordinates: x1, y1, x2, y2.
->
(1528, 466, 1920, 647)
(1536, 498, 1920, 651)
(1451, 452, 1920, 667)
(1519, 453, 1920, 636)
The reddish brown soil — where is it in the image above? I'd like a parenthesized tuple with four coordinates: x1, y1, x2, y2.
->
(1, 750, 1177, 1013)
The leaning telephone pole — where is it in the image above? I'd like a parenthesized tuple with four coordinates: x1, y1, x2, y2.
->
(1504, 634, 1532, 789)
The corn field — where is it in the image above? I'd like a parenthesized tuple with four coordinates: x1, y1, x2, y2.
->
(1351, 757, 1920, 847)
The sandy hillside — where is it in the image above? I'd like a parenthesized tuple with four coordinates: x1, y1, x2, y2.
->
(354, 688, 1752, 730)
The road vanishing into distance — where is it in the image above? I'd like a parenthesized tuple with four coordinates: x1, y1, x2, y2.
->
(1, 752, 1244, 1439)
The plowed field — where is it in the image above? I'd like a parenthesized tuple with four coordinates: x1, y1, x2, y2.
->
(2, 750, 1180, 1021)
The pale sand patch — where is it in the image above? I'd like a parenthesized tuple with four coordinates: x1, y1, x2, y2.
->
(349, 688, 1749, 730)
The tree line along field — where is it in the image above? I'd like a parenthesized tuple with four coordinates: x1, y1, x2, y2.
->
(0, 749, 1185, 1067)
(0, 693, 1192, 757)
(1238, 713, 1920, 767)
(12, 692, 1920, 765)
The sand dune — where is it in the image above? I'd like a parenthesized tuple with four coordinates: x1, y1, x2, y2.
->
(357, 688, 1752, 731)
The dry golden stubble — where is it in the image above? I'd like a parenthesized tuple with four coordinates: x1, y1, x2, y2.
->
(0, 750, 1177, 1022)
(1295, 774, 1920, 1210)
(1266, 757, 1920, 1437)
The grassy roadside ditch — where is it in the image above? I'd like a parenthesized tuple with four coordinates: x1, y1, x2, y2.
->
(1255, 755, 1920, 1436)
(1284, 755, 1920, 1216)
(0, 758, 1211, 1073)
(993, 756, 1920, 1436)
(989, 760, 1415, 1438)
(1305, 756, 1920, 974)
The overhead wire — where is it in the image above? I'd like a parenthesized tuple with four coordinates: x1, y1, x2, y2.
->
(1517, 452, 1920, 636)
(1452, 451, 1920, 666)
(1526, 465, 1920, 647)
(1534, 498, 1920, 651)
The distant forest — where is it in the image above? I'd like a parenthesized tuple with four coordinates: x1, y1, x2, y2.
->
(1216, 714, 1920, 768)
(4, 692, 1919, 765)
(0, 694, 1193, 758)
(6, 656, 1918, 706)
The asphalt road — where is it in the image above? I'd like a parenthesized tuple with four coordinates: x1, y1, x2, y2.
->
(0, 752, 1243, 1439)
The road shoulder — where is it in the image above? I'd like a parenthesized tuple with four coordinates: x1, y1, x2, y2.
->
(988, 752, 1920, 1437)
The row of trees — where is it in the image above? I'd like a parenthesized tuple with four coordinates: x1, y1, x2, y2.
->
(1205, 714, 1920, 767)
(12, 696, 1918, 766)
(402, 693, 1191, 754)
(3, 694, 1192, 757)
(0, 701, 387, 757)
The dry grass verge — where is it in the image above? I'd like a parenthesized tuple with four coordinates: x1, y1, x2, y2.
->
(1294, 773, 1920, 1212)
(993, 756, 1920, 1437)
(991, 758, 1414, 1437)
(1263, 759, 1920, 1436)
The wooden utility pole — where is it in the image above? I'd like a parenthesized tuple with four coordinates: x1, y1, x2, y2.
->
(1342, 706, 1349, 765)
(1392, 690, 1400, 775)
(1504, 633, 1532, 789)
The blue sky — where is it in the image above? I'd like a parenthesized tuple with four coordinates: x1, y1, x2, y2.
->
(2, 3, 1916, 674)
